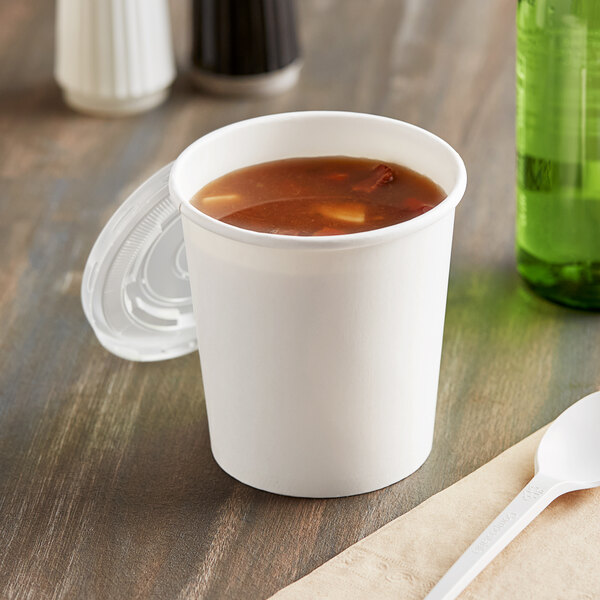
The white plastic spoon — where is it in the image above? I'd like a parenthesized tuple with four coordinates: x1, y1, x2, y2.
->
(425, 390, 600, 600)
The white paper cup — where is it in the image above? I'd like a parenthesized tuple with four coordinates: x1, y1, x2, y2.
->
(169, 112, 466, 497)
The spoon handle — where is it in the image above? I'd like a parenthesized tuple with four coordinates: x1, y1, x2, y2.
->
(424, 472, 567, 600)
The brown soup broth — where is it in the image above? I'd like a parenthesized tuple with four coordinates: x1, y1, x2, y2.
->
(190, 156, 446, 236)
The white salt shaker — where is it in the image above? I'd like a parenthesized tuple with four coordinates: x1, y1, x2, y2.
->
(55, 0, 176, 117)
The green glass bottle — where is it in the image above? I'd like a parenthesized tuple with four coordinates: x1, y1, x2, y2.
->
(516, 0, 600, 309)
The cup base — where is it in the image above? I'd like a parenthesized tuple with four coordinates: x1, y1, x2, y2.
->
(62, 87, 170, 117)
(190, 60, 302, 97)
(211, 442, 433, 498)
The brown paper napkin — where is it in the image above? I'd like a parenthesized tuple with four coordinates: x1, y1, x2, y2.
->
(271, 427, 600, 599)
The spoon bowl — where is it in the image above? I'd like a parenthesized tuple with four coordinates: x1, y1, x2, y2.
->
(535, 390, 600, 486)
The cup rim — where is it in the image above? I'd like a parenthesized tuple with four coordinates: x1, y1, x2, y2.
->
(170, 111, 467, 249)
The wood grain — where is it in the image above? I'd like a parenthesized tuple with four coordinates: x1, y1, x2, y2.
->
(1, 0, 599, 599)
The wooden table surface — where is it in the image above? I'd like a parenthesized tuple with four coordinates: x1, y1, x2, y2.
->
(1, 0, 599, 598)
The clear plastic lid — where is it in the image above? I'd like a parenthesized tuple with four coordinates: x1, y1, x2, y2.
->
(81, 163, 196, 361)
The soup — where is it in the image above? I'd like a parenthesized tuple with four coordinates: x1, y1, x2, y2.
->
(190, 156, 445, 236)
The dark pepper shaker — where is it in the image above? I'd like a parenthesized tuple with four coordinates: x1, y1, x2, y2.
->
(191, 0, 301, 96)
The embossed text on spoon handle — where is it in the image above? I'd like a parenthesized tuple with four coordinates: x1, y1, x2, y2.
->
(424, 472, 569, 600)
